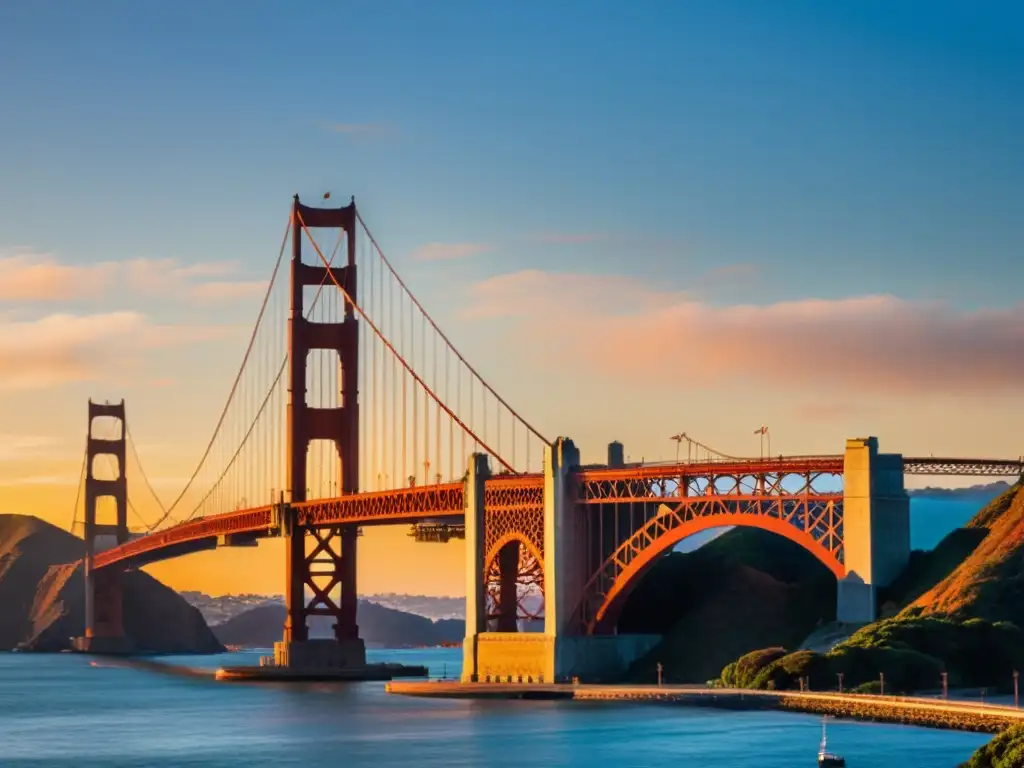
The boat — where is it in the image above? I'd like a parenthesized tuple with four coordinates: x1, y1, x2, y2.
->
(818, 717, 845, 767)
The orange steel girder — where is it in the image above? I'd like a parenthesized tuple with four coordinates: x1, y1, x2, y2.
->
(481, 478, 545, 629)
(576, 467, 845, 635)
(485, 544, 545, 628)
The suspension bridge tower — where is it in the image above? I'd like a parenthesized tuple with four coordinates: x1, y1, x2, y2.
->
(273, 195, 365, 670)
(72, 400, 133, 654)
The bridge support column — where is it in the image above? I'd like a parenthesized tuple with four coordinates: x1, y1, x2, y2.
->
(73, 400, 133, 655)
(464, 438, 659, 683)
(837, 437, 910, 623)
(461, 453, 490, 682)
(275, 195, 367, 673)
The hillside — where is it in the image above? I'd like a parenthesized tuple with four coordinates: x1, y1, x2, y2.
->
(708, 482, 1024, 695)
(906, 483, 1024, 623)
(213, 601, 464, 648)
(0, 515, 223, 653)
(620, 526, 836, 683)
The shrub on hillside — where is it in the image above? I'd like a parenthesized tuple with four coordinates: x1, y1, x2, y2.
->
(751, 649, 829, 691)
(715, 615, 1024, 694)
(722, 647, 787, 688)
(960, 724, 1024, 768)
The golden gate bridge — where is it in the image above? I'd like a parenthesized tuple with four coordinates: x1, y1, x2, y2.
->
(68, 194, 1024, 682)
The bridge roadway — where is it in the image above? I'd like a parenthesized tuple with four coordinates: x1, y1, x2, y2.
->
(386, 680, 1024, 733)
(92, 455, 1023, 571)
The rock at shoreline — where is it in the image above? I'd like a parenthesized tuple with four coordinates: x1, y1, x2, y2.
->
(0, 514, 223, 654)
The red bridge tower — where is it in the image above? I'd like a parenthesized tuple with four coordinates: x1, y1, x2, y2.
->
(72, 400, 133, 654)
(273, 195, 365, 669)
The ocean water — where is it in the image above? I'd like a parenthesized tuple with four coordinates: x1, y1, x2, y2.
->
(910, 498, 992, 551)
(0, 649, 989, 767)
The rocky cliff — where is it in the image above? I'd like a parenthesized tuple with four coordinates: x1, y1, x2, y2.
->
(0, 514, 223, 653)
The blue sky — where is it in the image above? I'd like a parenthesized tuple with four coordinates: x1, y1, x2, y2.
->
(2, 0, 1021, 306)
(1, 1, 1022, 595)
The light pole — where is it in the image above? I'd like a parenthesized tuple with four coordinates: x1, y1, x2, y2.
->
(1014, 670, 1019, 708)
(941, 671, 948, 700)
(754, 426, 769, 458)
(670, 434, 685, 463)
(837, 672, 844, 693)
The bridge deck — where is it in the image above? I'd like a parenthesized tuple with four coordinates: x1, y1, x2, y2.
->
(92, 454, 1021, 571)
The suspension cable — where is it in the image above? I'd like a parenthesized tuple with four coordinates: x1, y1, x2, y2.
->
(356, 211, 549, 444)
(299, 212, 518, 473)
(145, 216, 292, 529)
(124, 424, 176, 530)
(177, 228, 346, 523)
(68, 442, 87, 534)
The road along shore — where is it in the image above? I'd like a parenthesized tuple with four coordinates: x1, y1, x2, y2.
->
(386, 681, 1024, 733)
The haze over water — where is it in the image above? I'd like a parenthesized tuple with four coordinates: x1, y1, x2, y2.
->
(1, 649, 988, 767)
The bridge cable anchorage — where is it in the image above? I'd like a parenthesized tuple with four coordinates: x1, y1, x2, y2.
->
(297, 211, 519, 475)
(141, 216, 292, 529)
(356, 211, 548, 446)
(68, 442, 88, 534)
(178, 227, 347, 522)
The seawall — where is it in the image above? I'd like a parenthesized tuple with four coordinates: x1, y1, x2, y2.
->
(387, 681, 1024, 733)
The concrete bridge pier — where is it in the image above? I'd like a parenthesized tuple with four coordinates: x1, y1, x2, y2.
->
(462, 439, 659, 683)
(837, 437, 911, 623)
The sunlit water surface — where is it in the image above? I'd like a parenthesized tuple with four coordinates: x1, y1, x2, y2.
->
(0, 648, 989, 767)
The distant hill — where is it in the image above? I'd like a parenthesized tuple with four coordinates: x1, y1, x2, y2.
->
(0, 515, 223, 653)
(619, 526, 835, 683)
(181, 591, 467, 625)
(212, 601, 464, 649)
(907, 481, 1011, 501)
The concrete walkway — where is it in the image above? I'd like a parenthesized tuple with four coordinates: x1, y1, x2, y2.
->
(386, 681, 1024, 732)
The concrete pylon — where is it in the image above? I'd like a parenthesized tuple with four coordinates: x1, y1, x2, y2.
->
(837, 437, 910, 623)
(461, 453, 490, 682)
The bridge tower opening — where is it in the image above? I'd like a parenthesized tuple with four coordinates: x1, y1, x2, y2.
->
(274, 195, 365, 671)
(72, 400, 133, 654)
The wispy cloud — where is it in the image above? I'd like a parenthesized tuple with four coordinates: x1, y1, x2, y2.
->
(327, 122, 394, 138)
(0, 473, 81, 487)
(0, 251, 264, 304)
(706, 263, 759, 280)
(792, 402, 863, 423)
(524, 232, 609, 245)
(0, 312, 237, 390)
(412, 242, 492, 262)
(189, 280, 268, 301)
(461, 269, 1024, 396)
(0, 435, 63, 463)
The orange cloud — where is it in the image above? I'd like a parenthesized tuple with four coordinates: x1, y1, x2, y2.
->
(0, 312, 236, 390)
(0, 435, 63, 463)
(412, 242, 491, 262)
(0, 252, 262, 303)
(462, 270, 1024, 395)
